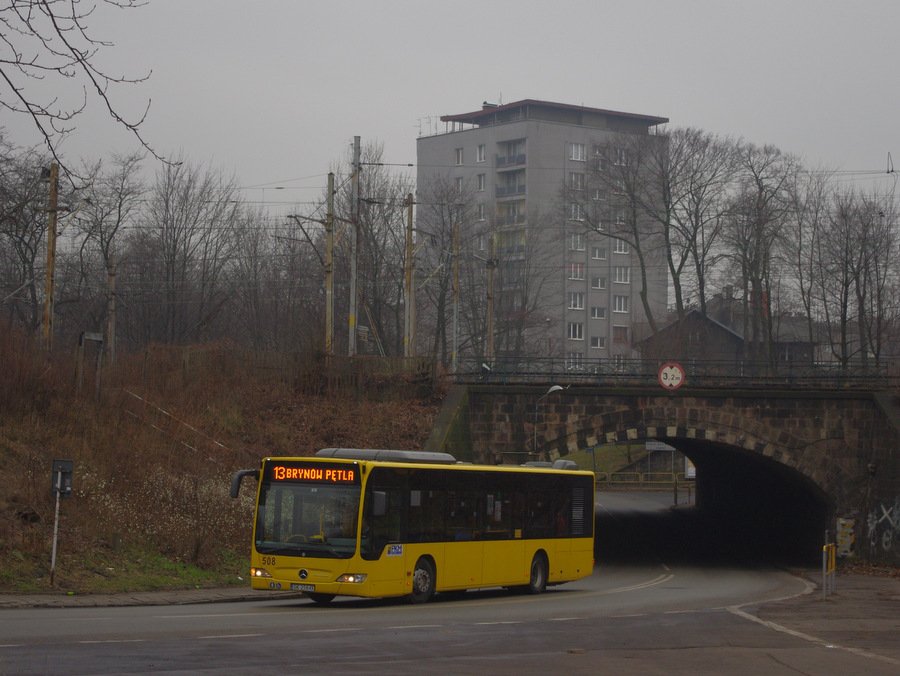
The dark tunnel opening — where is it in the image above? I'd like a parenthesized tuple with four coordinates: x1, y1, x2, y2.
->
(593, 439, 832, 568)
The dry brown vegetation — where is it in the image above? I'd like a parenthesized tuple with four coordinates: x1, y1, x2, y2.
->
(0, 328, 444, 593)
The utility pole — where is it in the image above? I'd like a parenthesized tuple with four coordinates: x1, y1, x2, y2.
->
(452, 221, 459, 374)
(325, 172, 335, 355)
(404, 193, 415, 357)
(42, 163, 59, 352)
(486, 235, 496, 363)
(107, 265, 116, 365)
(348, 136, 360, 356)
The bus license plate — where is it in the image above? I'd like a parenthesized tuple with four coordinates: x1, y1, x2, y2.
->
(291, 583, 315, 592)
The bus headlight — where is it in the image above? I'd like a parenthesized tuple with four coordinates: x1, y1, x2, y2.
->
(251, 567, 272, 578)
(336, 573, 367, 584)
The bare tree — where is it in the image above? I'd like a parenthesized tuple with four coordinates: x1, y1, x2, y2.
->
(0, 134, 50, 330)
(661, 129, 737, 317)
(48, 152, 145, 346)
(574, 134, 668, 336)
(0, 0, 160, 171)
(782, 167, 832, 362)
(120, 159, 241, 346)
(226, 208, 324, 352)
(415, 174, 473, 365)
(492, 207, 563, 360)
(721, 143, 799, 361)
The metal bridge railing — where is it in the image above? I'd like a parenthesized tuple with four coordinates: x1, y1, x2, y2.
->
(457, 357, 900, 389)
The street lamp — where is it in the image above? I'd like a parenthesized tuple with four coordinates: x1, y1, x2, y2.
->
(533, 385, 564, 459)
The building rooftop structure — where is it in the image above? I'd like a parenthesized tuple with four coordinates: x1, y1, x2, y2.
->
(440, 99, 669, 130)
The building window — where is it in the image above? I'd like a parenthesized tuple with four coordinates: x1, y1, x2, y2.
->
(569, 203, 585, 221)
(498, 201, 525, 226)
(476, 144, 485, 162)
(567, 323, 584, 341)
(614, 179, 626, 196)
(568, 262, 585, 280)
(477, 174, 486, 191)
(500, 139, 525, 165)
(498, 228, 525, 254)
(614, 239, 630, 254)
(455, 148, 463, 165)
(566, 352, 584, 369)
(592, 187, 606, 201)
(590, 336, 606, 349)
(569, 172, 585, 190)
(614, 148, 627, 166)
(592, 276, 607, 290)
(569, 143, 586, 161)
(613, 266, 630, 284)
(568, 292, 585, 310)
(613, 326, 628, 344)
(613, 295, 630, 313)
(476, 203, 485, 221)
(455, 177, 463, 193)
(615, 210, 626, 226)
(591, 306, 607, 320)
(570, 233, 585, 251)
(477, 234, 486, 251)
(592, 246, 607, 260)
(498, 169, 525, 197)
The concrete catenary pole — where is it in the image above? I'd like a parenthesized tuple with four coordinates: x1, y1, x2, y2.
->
(348, 137, 360, 356)
(325, 172, 335, 355)
(404, 193, 415, 357)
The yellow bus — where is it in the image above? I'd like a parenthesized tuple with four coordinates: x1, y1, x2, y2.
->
(230, 448, 595, 604)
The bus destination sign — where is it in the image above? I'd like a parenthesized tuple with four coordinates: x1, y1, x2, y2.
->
(265, 461, 360, 485)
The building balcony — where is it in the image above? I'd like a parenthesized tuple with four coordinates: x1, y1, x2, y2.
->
(496, 153, 526, 168)
(496, 185, 526, 198)
(497, 213, 526, 226)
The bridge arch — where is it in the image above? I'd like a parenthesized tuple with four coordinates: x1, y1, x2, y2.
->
(432, 384, 900, 564)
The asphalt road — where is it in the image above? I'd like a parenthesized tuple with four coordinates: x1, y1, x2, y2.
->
(3, 491, 897, 674)
(2, 564, 898, 675)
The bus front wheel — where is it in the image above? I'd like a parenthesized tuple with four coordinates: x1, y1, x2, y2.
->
(409, 557, 435, 604)
(527, 553, 548, 595)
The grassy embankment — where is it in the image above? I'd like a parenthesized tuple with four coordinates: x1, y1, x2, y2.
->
(0, 329, 443, 594)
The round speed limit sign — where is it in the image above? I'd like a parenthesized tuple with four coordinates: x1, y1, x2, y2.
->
(658, 362, 685, 390)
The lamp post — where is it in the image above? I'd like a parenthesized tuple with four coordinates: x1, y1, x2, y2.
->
(533, 385, 564, 459)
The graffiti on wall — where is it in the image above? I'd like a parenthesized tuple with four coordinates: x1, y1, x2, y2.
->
(867, 496, 900, 553)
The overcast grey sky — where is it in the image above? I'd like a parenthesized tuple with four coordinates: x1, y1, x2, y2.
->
(6, 0, 899, 217)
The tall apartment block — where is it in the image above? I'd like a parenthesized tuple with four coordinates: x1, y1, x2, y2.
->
(416, 99, 669, 369)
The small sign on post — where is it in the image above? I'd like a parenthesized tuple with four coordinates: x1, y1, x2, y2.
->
(51, 459, 73, 499)
(50, 459, 74, 586)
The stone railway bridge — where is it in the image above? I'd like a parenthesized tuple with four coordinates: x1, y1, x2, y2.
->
(425, 384, 900, 565)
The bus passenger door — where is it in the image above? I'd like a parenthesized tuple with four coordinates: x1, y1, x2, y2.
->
(362, 483, 407, 597)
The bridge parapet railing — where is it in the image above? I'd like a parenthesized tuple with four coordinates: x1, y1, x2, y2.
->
(457, 357, 900, 389)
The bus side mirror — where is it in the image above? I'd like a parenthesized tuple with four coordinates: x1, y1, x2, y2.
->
(372, 491, 387, 517)
(230, 469, 259, 499)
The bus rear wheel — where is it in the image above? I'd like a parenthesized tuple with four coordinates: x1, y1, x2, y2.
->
(308, 593, 335, 605)
(527, 553, 548, 595)
(409, 557, 435, 604)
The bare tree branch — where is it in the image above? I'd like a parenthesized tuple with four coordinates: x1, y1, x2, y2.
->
(0, 0, 164, 173)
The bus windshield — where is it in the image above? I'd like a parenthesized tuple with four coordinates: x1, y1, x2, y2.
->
(255, 482, 360, 559)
